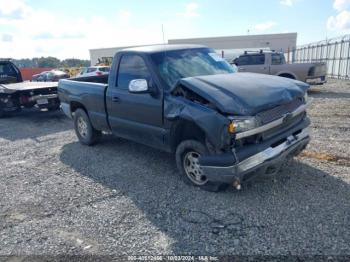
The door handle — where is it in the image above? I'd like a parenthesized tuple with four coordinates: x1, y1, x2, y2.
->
(112, 96, 120, 102)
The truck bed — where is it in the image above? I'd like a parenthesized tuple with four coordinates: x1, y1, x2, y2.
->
(58, 78, 109, 131)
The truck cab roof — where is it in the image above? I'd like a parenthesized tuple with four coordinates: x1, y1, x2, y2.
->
(121, 44, 207, 54)
(242, 50, 282, 55)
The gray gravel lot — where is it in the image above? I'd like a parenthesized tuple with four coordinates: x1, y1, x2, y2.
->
(0, 79, 349, 256)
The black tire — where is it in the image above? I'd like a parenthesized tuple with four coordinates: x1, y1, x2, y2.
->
(47, 104, 60, 111)
(279, 73, 295, 80)
(73, 108, 101, 146)
(0, 106, 20, 118)
(175, 140, 227, 192)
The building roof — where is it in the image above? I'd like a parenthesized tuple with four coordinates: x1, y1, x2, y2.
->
(168, 33, 297, 44)
(121, 44, 207, 54)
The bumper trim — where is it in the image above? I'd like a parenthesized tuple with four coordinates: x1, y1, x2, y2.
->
(201, 127, 310, 183)
(29, 94, 58, 102)
(306, 76, 327, 85)
(238, 128, 308, 172)
(235, 103, 309, 140)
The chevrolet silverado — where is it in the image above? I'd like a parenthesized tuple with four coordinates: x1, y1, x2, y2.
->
(58, 45, 310, 191)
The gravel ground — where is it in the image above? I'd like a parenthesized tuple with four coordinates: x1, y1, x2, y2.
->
(0, 79, 349, 257)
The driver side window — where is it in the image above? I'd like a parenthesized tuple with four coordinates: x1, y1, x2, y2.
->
(117, 55, 151, 89)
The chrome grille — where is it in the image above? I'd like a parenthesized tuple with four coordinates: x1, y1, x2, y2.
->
(256, 98, 304, 125)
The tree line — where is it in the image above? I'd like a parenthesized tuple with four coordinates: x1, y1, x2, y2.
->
(13, 57, 90, 68)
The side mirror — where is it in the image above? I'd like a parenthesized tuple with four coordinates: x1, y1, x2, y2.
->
(128, 79, 149, 93)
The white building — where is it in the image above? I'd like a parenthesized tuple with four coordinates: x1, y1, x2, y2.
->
(89, 33, 297, 66)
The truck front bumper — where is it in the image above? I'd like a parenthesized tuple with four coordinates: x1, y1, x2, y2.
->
(306, 76, 327, 85)
(200, 127, 310, 184)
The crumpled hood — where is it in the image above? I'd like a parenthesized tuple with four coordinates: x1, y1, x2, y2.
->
(176, 73, 309, 116)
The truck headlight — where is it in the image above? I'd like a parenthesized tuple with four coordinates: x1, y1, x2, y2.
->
(228, 117, 258, 134)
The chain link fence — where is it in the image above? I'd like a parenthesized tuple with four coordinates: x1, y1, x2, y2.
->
(291, 35, 350, 79)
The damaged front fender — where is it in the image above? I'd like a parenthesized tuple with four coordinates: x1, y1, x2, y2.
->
(164, 95, 232, 150)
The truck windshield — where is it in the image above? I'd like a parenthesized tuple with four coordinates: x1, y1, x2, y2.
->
(151, 48, 235, 88)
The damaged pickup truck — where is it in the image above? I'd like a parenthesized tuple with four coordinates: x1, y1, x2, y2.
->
(0, 59, 60, 117)
(58, 45, 310, 191)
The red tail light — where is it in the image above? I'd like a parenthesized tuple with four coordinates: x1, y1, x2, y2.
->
(20, 96, 29, 104)
(96, 71, 102, 76)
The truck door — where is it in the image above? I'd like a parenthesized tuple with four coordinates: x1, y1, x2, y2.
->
(269, 53, 287, 75)
(106, 54, 164, 149)
(235, 54, 269, 74)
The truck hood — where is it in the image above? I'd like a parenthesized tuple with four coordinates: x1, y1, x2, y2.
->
(176, 73, 309, 116)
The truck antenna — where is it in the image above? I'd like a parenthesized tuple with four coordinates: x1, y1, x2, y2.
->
(161, 24, 166, 44)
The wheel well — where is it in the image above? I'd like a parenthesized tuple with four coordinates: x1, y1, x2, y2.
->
(278, 73, 295, 79)
(171, 120, 206, 152)
(70, 101, 87, 114)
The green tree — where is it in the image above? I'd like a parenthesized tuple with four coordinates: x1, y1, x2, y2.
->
(12, 57, 91, 68)
(37, 56, 60, 68)
(61, 58, 90, 67)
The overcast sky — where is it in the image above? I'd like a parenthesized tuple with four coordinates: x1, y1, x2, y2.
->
(0, 0, 349, 59)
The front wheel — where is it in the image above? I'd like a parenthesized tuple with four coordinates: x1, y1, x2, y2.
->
(175, 140, 226, 192)
(73, 108, 101, 146)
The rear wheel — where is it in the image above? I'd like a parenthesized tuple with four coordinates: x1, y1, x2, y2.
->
(279, 73, 295, 80)
(47, 103, 60, 111)
(175, 140, 226, 192)
(73, 108, 101, 146)
(0, 106, 21, 118)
